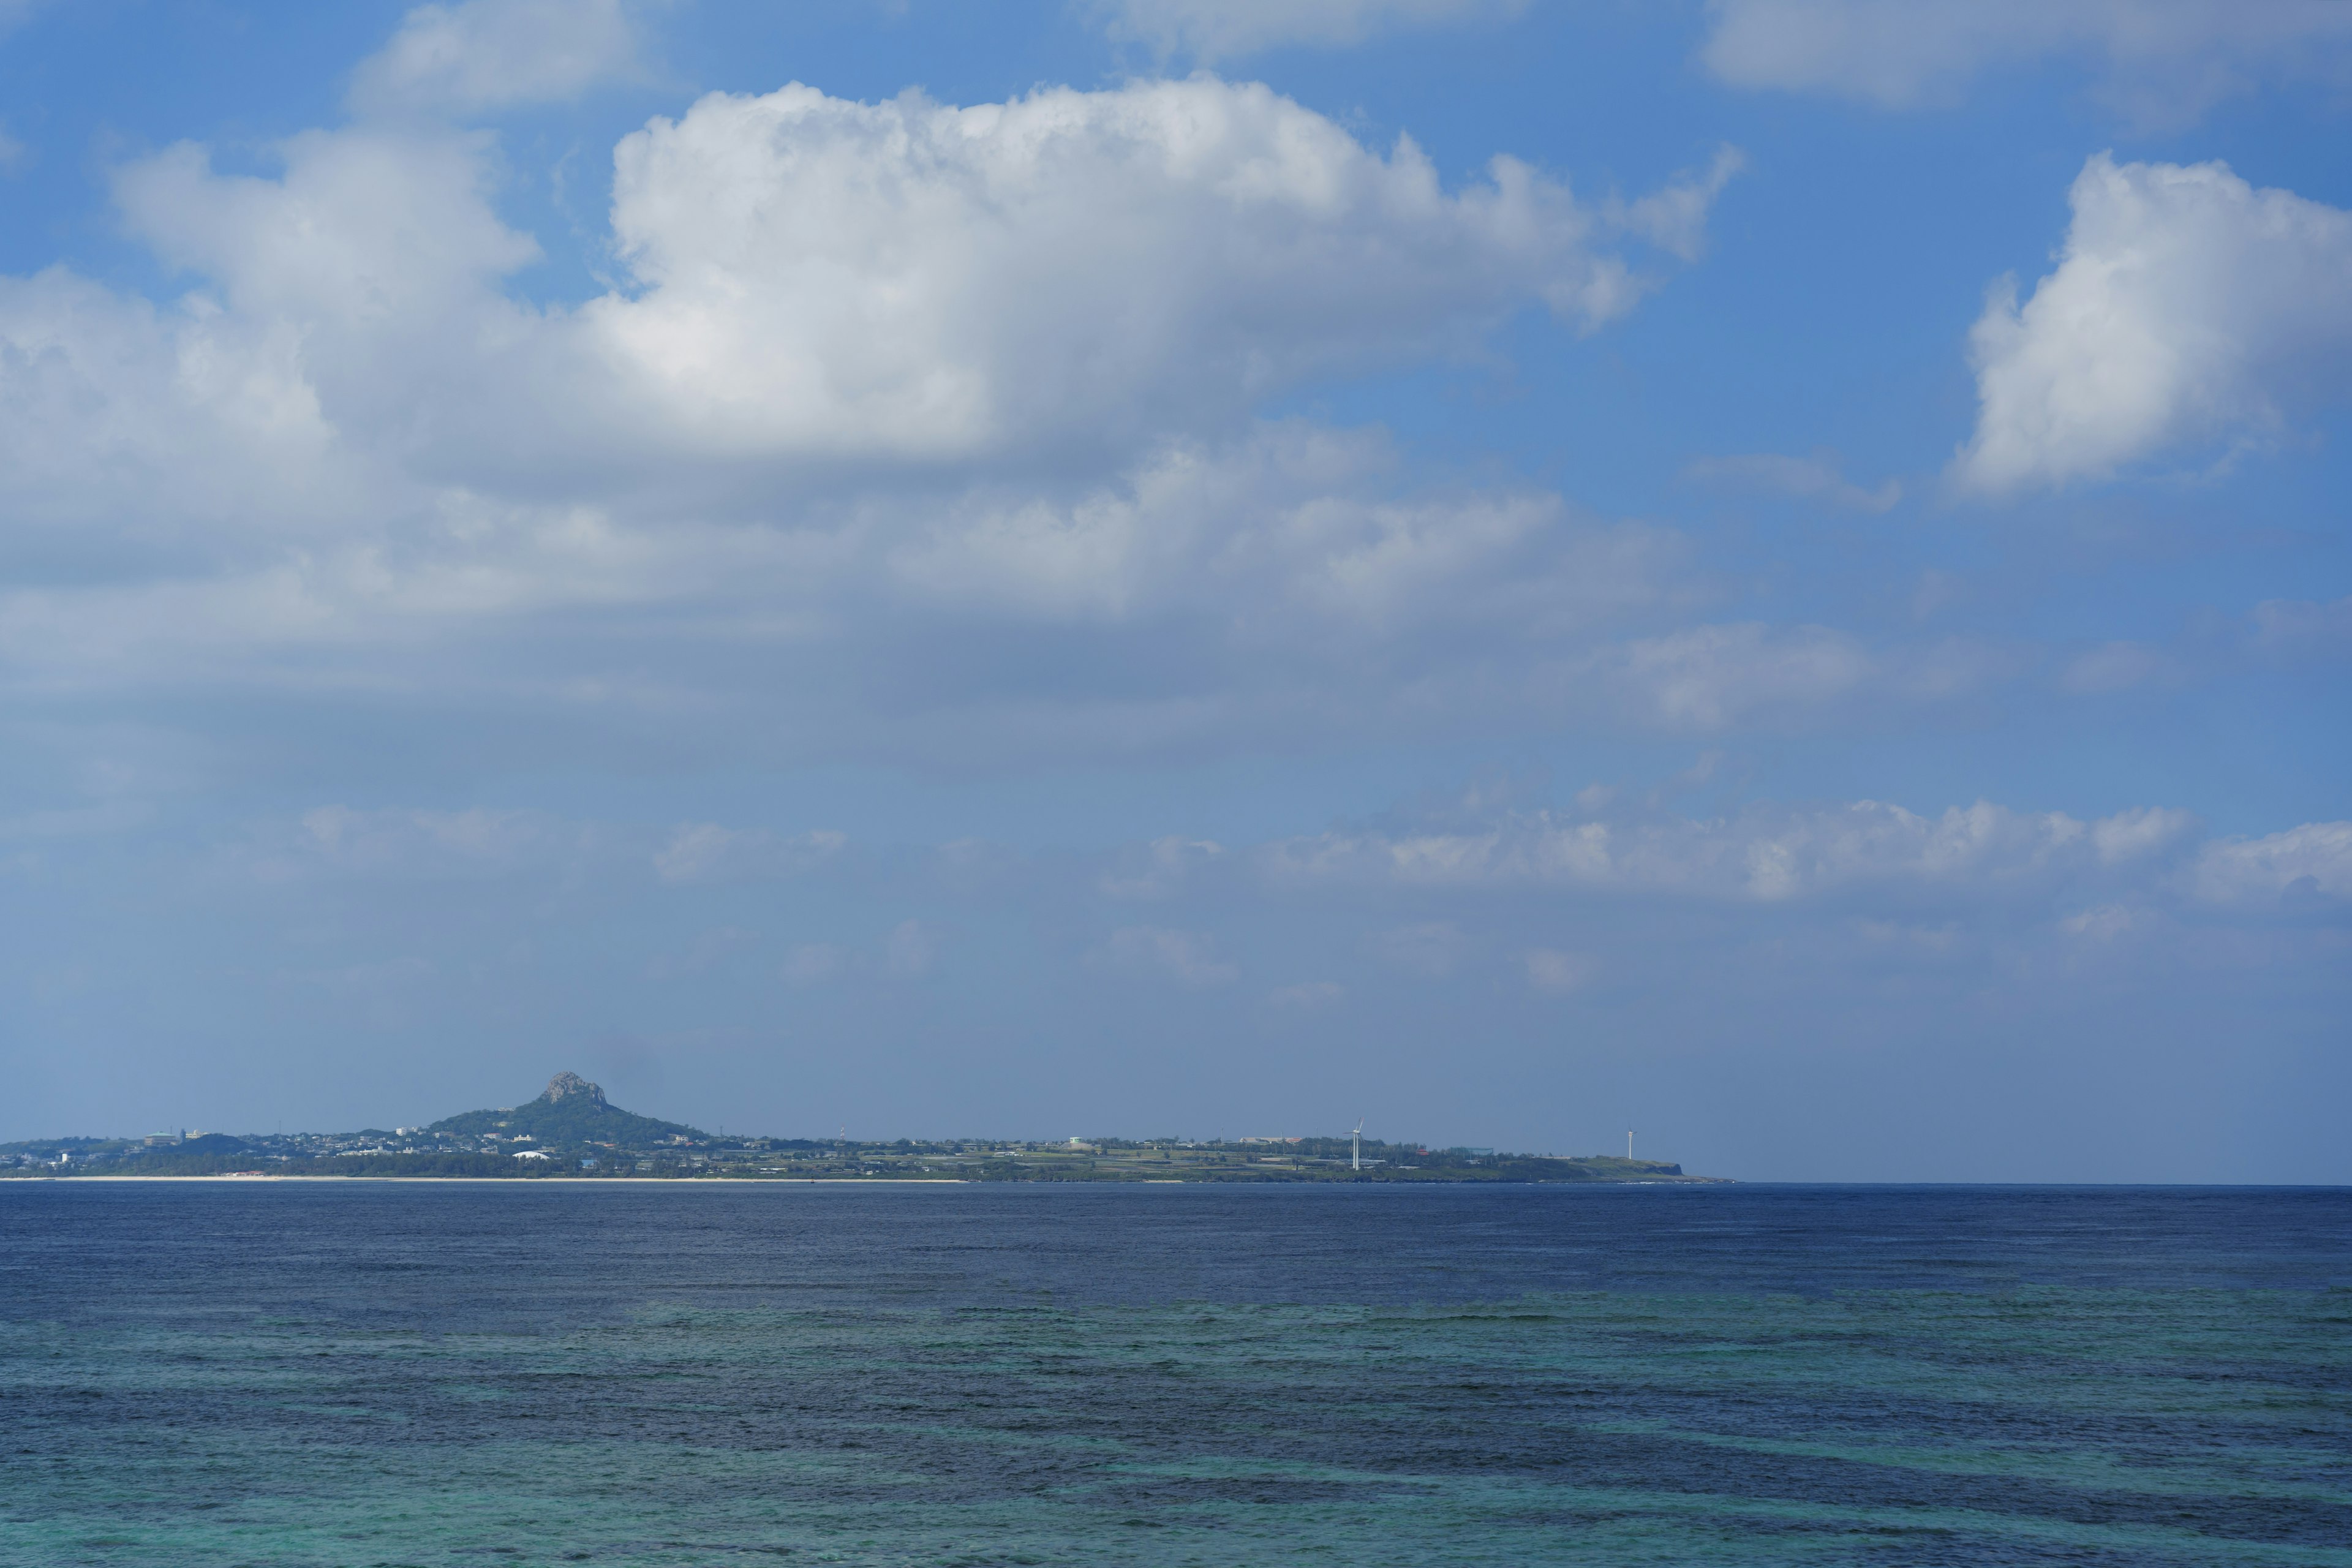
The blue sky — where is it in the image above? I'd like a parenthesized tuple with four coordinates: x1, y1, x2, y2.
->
(1, 0, 2346, 1179)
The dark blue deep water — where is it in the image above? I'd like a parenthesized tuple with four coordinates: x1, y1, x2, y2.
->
(2, 1182, 2348, 1565)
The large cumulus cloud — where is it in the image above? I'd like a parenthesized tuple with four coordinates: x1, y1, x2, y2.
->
(578, 78, 1706, 465)
(0, 75, 1782, 756)
(1953, 155, 2352, 496)
(90, 78, 1723, 493)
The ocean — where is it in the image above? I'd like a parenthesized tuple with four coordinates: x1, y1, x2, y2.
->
(1, 1182, 2346, 1566)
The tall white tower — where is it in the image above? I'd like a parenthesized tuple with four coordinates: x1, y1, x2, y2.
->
(1352, 1119, 1364, 1172)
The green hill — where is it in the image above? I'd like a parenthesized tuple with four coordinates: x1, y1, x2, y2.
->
(428, 1072, 707, 1148)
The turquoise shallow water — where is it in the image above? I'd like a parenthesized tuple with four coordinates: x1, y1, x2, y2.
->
(2, 1183, 2348, 1566)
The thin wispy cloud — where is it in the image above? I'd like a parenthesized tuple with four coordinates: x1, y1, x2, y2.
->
(1090, 0, 1523, 59)
(1700, 0, 2352, 124)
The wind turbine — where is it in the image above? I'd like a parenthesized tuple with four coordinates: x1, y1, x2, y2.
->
(1352, 1118, 1365, 1172)
(1627, 1129, 1635, 1161)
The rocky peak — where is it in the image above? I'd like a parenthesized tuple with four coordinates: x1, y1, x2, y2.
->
(541, 1072, 606, 1106)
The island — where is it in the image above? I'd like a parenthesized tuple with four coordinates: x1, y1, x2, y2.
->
(0, 1072, 1724, 1183)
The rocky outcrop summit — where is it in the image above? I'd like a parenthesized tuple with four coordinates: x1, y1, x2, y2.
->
(541, 1072, 606, 1106)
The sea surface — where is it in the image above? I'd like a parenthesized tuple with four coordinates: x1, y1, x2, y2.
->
(1, 1182, 2348, 1567)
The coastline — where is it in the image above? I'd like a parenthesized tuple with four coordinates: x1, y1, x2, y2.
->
(6, 1174, 978, 1185)
(4, 1075, 1717, 1185)
(2, 1173, 1723, 1186)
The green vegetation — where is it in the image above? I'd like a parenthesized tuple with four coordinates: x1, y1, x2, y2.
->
(0, 1074, 1721, 1182)
(426, 1071, 706, 1148)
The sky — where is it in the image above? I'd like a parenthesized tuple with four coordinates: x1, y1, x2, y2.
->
(0, 0, 2346, 1180)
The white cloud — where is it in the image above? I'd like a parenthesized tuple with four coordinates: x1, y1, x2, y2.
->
(105, 129, 546, 492)
(882, 424, 1681, 636)
(1268, 979, 1343, 1008)
(0, 68, 2013, 767)
(2091, 806, 2196, 864)
(1597, 623, 1872, 729)
(1276, 797, 2195, 903)
(782, 943, 848, 987)
(115, 132, 540, 320)
(350, 0, 647, 119)
(1567, 622, 2018, 733)
(1099, 836, 1227, 900)
(2057, 641, 2174, 696)
(1374, 921, 1466, 978)
(2251, 597, 2352, 662)
(1700, 0, 2352, 123)
(653, 824, 845, 884)
(3, 38, 1993, 805)
(0, 801, 154, 843)
(1104, 925, 1238, 986)
(1089, 0, 1521, 59)
(1684, 450, 1901, 513)
(2, 78, 1728, 626)
(0, 267, 351, 544)
(1523, 948, 1598, 993)
(276, 805, 575, 879)
(579, 79, 1730, 465)
(2060, 902, 2141, 941)
(885, 919, 937, 977)
(646, 925, 753, 979)
(1609, 146, 1747, 264)
(241, 791, 2343, 930)
(1853, 916, 1959, 953)
(2192, 822, 2352, 909)
(0, 371, 1754, 756)
(77, 76, 1728, 490)
(1953, 155, 2352, 495)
